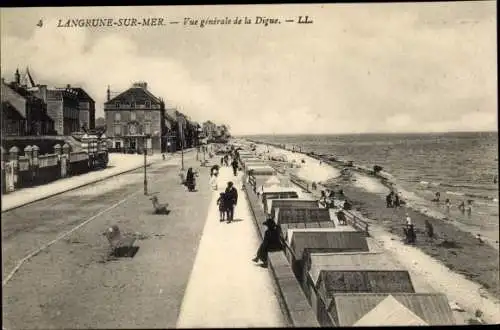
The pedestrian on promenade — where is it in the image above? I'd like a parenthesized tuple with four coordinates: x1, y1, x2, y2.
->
(185, 167, 197, 192)
(217, 192, 226, 222)
(224, 181, 238, 222)
(231, 158, 239, 176)
(252, 218, 282, 268)
(210, 164, 220, 177)
(210, 173, 218, 190)
(221, 156, 224, 166)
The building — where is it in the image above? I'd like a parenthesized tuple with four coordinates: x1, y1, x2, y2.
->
(104, 82, 165, 153)
(202, 120, 217, 140)
(13, 67, 85, 135)
(72, 87, 96, 130)
(1, 76, 55, 136)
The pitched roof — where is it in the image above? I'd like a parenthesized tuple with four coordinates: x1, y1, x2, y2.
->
(106, 86, 161, 105)
(290, 231, 369, 259)
(330, 293, 455, 326)
(71, 87, 95, 102)
(1, 101, 25, 120)
(353, 295, 428, 326)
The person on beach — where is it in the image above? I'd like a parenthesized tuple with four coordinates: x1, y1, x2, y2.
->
(425, 220, 434, 239)
(386, 192, 394, 208)
(336, 210, 347, 225)
(458, 200, 466, 213)
(466, 200, 473, 216)
(216, 192, 226, 222)
(320, 190, 327, 206)
(404, 213, 416, 244)
(433, 192, 441, 202)
(220, 156, 224, 166)
(394, 193, 401, 207)
(445, 198, 451, 212)
(231, 158, 239, 176)
(252, 218, 282, 268)
(224, 181, 238, 222)
(185, 168, 197, 192)
(343, 200, 352, 211)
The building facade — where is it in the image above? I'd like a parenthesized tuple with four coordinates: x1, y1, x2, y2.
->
(73, 87, 96, 130)
(104, 82, 165, 153)
(1, 78, 55, 136)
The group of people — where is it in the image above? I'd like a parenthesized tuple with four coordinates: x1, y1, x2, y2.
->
(220, 149, 241, 176)
(216, 181, 238, 223)
(433, 192, 473, 216)
(386, 191, 404, 208)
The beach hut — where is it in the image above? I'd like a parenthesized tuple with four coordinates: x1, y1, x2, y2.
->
(267, 198, 319, 217)
(320, 293, 455, 326)
(308, 254, 415, 322)
(285, 230, 370, 284)
(261, 189, 300, 207)
(274, 207, 332, 226)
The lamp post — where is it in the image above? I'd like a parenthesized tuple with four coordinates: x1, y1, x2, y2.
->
(143, 134, 151, 195)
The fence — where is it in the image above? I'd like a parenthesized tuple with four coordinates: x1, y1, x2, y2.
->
(1, 142, 109, 194)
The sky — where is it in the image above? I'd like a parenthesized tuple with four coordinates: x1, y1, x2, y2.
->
(0, 2, 497, 135)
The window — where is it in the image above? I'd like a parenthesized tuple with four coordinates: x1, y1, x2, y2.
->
(145, 101, 151, 108)
(144, 123, 151, 135)
(114, 125, 121, 135)
(114, 112, 121, 121)
(115, 102, 120, 108)
(144, 111, 151, 121)
(130, 111, 136, 121)
(131, 102, 135, 108)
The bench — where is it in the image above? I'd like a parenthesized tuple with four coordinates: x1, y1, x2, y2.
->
(150, 195, 169, 215)
(102, 225, 137, 257)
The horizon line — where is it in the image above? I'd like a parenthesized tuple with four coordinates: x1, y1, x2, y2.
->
(234, 130, 498, 137)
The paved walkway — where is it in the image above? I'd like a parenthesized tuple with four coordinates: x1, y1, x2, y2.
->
(176, 166, 286, 328)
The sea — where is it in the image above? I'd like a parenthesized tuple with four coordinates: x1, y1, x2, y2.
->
(244, 132, 499, 243)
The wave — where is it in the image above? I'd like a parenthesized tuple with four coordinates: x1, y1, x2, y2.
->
(418, 180, 498, 192)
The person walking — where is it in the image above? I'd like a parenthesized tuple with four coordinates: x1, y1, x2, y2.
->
(185, 167, 196, 192)
(231, 158, 239, 176)
(224, 181, 238, 222)
(217, 192, 226, 222)
(252, 218, 282, 268)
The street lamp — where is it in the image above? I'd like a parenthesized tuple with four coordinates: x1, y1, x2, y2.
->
(143, 131, 159, 195)
(143, 133, 151, 195)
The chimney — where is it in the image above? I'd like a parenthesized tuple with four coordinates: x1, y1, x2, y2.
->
(14, 69, 20, 84)
(132, 82, 147, 90)
(39, 85, 48, 102)
(66, 84, 71, 89)
(107, 85, 110, 101)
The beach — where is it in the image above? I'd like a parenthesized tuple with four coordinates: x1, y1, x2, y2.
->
(251, 141, 500, 324)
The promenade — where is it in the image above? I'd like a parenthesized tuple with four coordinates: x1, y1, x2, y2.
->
(177, 166, 285, 328)
(2, 150, 285, 328)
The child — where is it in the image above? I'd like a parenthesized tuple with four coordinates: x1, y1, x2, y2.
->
(217, 192, 226, 222)
(209, 173, 218, 190)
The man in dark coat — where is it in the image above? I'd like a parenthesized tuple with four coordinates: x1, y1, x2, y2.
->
(252, 218, 282, 267)
(224, 181, 238, 222)
(231, 158, 239, 176)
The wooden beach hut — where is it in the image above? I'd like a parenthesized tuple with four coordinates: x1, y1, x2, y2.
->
(285, 229, 370, 283)
(320, 293, 455, 326)
(267, 198, 319, 217)
(307, 253, 415, 323)
(260, 187, 301, 206)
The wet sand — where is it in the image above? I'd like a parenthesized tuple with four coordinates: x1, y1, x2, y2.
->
(337, 184, 500, 300)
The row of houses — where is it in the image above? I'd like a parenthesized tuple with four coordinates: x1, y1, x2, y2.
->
(103, 82, 229, 154)
(1, 68, 96, 137)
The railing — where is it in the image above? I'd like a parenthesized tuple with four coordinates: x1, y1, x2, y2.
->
(289, 174, 310, 192)
(344, 210, 370, 236)
(18, 157, 30, 171)
(38, 154, 59, 168)
(70, 151, 89, 163)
